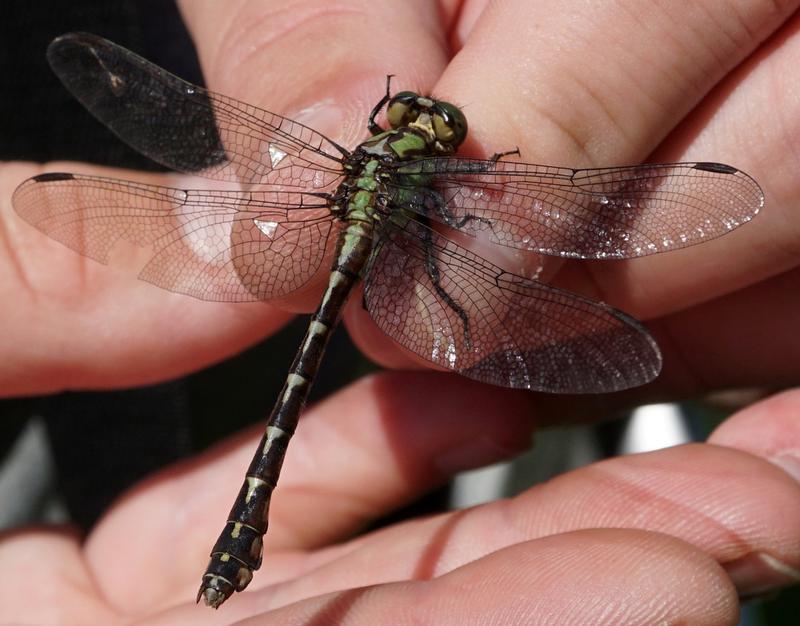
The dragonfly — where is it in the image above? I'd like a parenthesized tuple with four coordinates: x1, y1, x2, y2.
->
(12, 33, 763, 608)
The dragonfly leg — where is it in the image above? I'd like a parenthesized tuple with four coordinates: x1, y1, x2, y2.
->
(430, 146, 518, 179)
(368, 75, 394, 135)
(421, 226, 473, 350)
(490, 147, 521, 162)
(421, 187, 494, 233)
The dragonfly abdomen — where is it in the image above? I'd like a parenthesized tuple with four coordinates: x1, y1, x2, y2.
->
(198, 219, 373, 608)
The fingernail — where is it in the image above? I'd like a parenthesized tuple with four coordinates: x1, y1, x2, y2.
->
(725, 552, 800, 597)
(769, 452, 800, 483)
(292, 99, 352, 146)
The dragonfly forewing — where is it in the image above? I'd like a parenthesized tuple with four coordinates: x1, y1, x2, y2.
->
(47, 32, 346, 186)
(390, 159, 763, 259)
(12, 173, 339, 301)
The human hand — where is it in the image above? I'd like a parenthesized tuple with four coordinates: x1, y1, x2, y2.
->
(1, 374, 798, 624)
(2, 0, 797, 402)
(2, 1, 799, 623)
(344, 0, 800, 410)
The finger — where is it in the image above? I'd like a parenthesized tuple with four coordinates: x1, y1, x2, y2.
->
(579, 11, 800, 318)
(0, 161, 291, 394)
(345, 1, 800, 382)
(179, 0, 450, 151)
(708, 389, 800, 595)
(710, 388, 800, 484)
(273, 442, 800, 604)
(0, 530, 119, 624)
(83, 372, 535, 613)
(446, 0, 792, 165)
(652, 268, 800, 394)
(439, 0, 795, 312)
(235, 531, 737, 625)
(172, 0, 458, 369)
(214, 372, 534, 551)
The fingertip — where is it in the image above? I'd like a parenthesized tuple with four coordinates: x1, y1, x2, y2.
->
(709, 389, 800, 484)
(181, 0, 451, 147)
(710, 389, 800, 444)
(267, 529, 740, 626)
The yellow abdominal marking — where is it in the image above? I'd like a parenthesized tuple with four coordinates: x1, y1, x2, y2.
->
(262, 425, 289, 455)
(309, 319, 329, 335)
(245, 476, 267, 503)
(281, 373, 309, 404)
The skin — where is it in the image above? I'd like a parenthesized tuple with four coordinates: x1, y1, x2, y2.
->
(1, 0, 799, 623)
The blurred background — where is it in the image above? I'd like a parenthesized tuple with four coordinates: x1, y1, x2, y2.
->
(0, 1, 796, 623)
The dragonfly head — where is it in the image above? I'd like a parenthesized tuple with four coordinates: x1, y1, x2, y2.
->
(386, 91, 468, 154)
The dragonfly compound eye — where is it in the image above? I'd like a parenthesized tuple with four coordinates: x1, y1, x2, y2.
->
(432, 101, 468, 148)
(386, 91, 420, 128)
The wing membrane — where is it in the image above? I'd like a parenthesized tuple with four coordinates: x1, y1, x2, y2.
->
(13, 173, 337, 301)
(47, 33, 345, 186)
(364, 218, 661, 393)
(388, 159, 763, 259)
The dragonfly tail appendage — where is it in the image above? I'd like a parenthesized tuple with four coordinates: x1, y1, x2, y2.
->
(197, 408, 295, 607)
